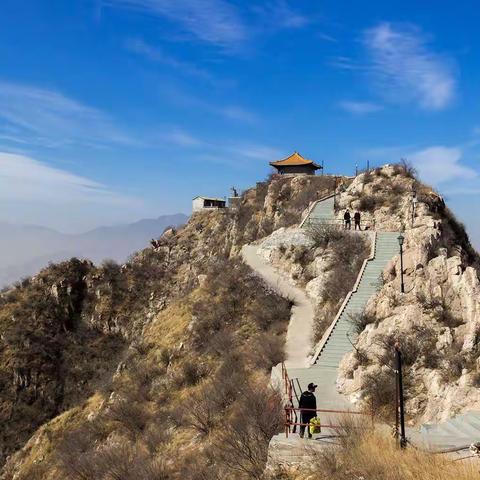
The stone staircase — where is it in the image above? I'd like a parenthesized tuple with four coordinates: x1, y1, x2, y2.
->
(300, 195, 336, 226)
(289, 197, 400, 411)
(313, 232, 400, 367)
(408, 411, 480, 453)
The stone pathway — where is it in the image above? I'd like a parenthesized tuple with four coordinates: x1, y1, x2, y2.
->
(241, 244, 314, 369)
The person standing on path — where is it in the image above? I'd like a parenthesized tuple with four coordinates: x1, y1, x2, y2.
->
(344, 210, 351, 230)
(354, 211, 361, 230)
(299, 383, 317, 439)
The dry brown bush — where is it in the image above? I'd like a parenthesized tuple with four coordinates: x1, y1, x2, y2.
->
(375, 325, 438, 369)
(304, 429, 478, 480)
(348, 309, 377, 335)
(58, 442, 172, 480)
(210, 383, 283, 479)
(105, 397, 150, 438)
(306, 222, 348, 249)
(358, 194, 385, 212)
(361, 369, 396, 421)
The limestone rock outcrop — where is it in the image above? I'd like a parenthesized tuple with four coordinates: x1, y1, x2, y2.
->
(336, 167, 480, 424)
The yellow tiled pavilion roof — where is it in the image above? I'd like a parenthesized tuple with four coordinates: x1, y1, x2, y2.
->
(269, 151, 321, 169)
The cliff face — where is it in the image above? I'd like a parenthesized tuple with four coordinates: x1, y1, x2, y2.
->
(336, 166, 480, 423)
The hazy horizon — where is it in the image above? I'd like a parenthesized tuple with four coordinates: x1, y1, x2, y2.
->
(1, 1, 480, 248)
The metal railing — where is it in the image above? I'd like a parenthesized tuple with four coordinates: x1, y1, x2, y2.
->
(281, 362, 373, 437)
(302, 217, 377, 231)
(284, 407, 372, 438)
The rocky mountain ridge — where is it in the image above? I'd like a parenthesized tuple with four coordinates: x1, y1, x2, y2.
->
(0, 167, 478, 479)
(0, 174, 337, 479)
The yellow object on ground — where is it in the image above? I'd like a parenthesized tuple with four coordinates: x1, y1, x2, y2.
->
(309, 417, 322, 435)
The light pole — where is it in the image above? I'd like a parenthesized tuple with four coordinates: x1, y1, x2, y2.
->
(397, 233, 405, 293)
(395, 344, 407, 449)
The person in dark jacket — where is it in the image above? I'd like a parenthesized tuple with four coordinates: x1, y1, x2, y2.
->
(344, 210, 351, 230)
(354, 211, 361, 230)
(299, 383, 317, 438)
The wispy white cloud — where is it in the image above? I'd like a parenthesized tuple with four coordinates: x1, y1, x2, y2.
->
(329, 56, 362, 71)
(339, 100, 383, 115)
(158, 128, 204, 147)
(153, 126, 281, 168)
(0, 152, 147, 232)
(125, 38, 213, 80)
(106, 0, 309, 50)
(251, 0, 309, 30)
(191, 143, 282, 170)
(105, 0, 247, 47)
(220, 105, 258, 123)
(224, 143, 281, 161)
(159, 82, 258, 124)
(409, 146, 477, 185)
(0, 81, 135, 149)
(362, 23, 456, 110)
(0, 152, 140, 206)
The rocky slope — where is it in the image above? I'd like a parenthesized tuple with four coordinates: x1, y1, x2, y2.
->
(0, 166, 478, 479)
(0, 174, 338, 479)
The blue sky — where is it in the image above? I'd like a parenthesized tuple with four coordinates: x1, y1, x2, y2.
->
(0, 1, 479, 248)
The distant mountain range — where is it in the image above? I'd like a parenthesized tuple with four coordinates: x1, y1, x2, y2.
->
(0, 214, 188, 288)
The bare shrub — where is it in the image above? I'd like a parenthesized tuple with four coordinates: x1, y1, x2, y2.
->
(440, 341, 466, 382)
(358, 194, 385, 212)
(306, 222, 347, 249)
(178, 383, 222, 436)
(247, 332, 286, 371)
(332, 413, 371, 450)
(348, 309, 377, 335)
(362, 369, 396, 421)
(105, 397, 150, 438)
(353, 346, 370, 367)
(175, 354, 249, 437)
(322, 233, 369, 305)
(58, 441, 172, 480)
(416, 292, 463, 328)
(374, 167, 388, 178)
(191, 258, 291, 352)
(210, 383, 283, 479)
(390, 182, 407, 196)
(394, 158, 417, 179)
(362, 170, 373, 184)
(470, 370, 480, 387)
(375, 325, 438, 369)
(178, 359, 208, 387)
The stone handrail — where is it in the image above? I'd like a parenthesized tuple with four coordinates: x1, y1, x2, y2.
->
(309, 231, 377, 365)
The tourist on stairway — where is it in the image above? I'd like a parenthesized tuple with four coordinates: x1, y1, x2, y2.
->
(354, 211, 361, 230)
(344, 210, 351, 229)
(299, 383, 317, 439)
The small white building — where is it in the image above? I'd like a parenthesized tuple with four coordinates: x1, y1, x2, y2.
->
(192, 196, 227, 212)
